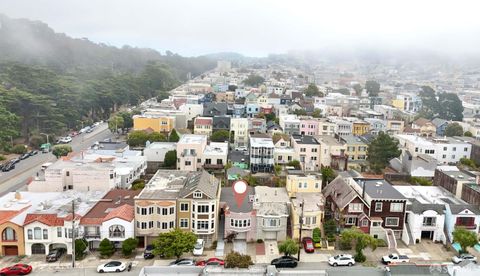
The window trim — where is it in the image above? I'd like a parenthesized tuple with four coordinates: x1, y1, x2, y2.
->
(374, 202, 383, 212)
(385, 217, 399, 227)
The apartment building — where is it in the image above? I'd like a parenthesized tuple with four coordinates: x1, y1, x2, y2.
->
(317, 135, 347, 170)
(433, 166, 477, 198)
(177, 135, 208, 171)
(253, 186, 290, 241)
(352, 120, 370, 136)
(291, 135, 321, 171)
(194, 117, 213, 137)
(285, 170, 322, 198)
(279, 115, 300, 135)
(340, 135, 368, 171)
(133, 115, 175, 133)
(230, 118, 249, 148)
(249, 135, 275, 173)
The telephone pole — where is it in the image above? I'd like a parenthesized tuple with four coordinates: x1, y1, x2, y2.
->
(297, 199, 305, 261)
(72, 200, 76, 268)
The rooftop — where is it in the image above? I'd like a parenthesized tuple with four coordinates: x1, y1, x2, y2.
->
(220, 184, 254, 213)
(359, 179, 406, 200)
(178, 134, 207, 145)
(145, 142, 177, 150)
(204, 142, 228, 156)
(250, 136, 274, 148)
(341, 135, 368, 145)
(292, 134, 320, 145)
(292, 193, 324, 213)
(316, 135, 344, 146)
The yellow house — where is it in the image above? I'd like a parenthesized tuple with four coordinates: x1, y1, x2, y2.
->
(340, 135, 368, 171)
(392, 99, 405, 110)
(352, 120, 370, 136)
(291, 193, 324, 239)
(133, 115, 175, 133)
(285, 171, 322, 198)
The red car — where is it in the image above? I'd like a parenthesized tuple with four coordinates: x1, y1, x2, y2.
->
(196, 258, 225, 267)
(0, 264, 32, 275)
(302, 237, 315, 253)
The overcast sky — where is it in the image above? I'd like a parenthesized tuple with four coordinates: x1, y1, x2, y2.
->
(0, 0, 479, 57)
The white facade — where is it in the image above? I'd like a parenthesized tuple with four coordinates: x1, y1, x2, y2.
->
(143, 142, 177, 163)
(102, 217, 135, 245)
(179, 103, 204, 122)
(230, 118, 249, 147)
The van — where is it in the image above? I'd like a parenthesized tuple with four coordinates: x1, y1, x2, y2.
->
(41, 162, 53, 170)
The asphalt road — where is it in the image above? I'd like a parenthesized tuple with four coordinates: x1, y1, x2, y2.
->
(31, 267, 139, 276)
(0, 123, 113, 196)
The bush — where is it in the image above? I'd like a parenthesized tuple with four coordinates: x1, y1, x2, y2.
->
(324, 219, 337, 237)
(257, 239, 264, 243)
(75, 239, 88, 260)
(312, 228, 321, 244)
(99, 238, 115, 258)
(29, 135, 46, 149)
(12, 144, 27, 154)
(376, 239, 387, 247)
(131, 179, 145, 190)
(339, 239, 352, 250)
(327, 234, 336, 243)
(0, 155, 5, 161)
(410, 176, 432, 186)
(52, 145, 73, 158)
(225, 252, 253, 268)
(354, 251, 366, 262)
(122, 238, 138, 257)
(210, 240, 217, 250)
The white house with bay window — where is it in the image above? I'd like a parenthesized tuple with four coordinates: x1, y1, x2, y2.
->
(253, 186, 290, 241)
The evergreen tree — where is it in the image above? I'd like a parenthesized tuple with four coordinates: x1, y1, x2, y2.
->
(367, 132, 401, 173)
(99, 238, 115, 258)
(169, 129, 180, 142)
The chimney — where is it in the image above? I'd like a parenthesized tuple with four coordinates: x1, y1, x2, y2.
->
(15, 191, 21, 200)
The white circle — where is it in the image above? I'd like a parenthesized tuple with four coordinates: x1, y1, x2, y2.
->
(234, 181, 247, 194)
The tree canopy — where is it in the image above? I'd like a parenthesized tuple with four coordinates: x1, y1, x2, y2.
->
(304, 83, 323, 97)
(152, 228, 197, 259)
(211, 130, 230, 142)
(52, 144, 72, 158)
(367, 132, 401, 173)
(278, 238, 299, 256)
(418, 86, 463, 121)
(445, 123, 463, 137)
(164, 150, 177, 168)
(365, 80, 380, 97)
(453, 228, 478, 254)
(242, 74, 265, 87)
(340, 228, 378, 262)
(169, 129, 180, 142)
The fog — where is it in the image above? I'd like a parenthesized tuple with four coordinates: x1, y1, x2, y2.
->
(0, 0, 479, 57)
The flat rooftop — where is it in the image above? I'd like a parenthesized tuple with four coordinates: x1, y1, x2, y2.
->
(292, 193, 324, 213)
(137, 170, 190, 199)
(204, 142, 228, 155)
(394, 185, 465, 205)
(178, 134, 207, 145)
(292, 134, 320, 145)
(316, 135, 344, 146)
(146, 142, 177, 150)
(250, 136, 274, 147)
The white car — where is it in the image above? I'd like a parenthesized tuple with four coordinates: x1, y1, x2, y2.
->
(97, 261, 126, 273)
(452, 254, 477, 264)
(328, 254, 355, 266)
(236, 146, 248, 152)
(58, 136, 72, 143)
(193, 238, 205, 256)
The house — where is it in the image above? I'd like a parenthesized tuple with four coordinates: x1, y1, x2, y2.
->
(230, 118, 249, 148)
(290, 193, 324, 240)
(220, 180, 256, 242)
(246, 103, 260, 118)
(389, 151, 437, 178)
(257, 94, 268, 106)
(133, 115, 176, 133)
(194, 117, 213, 137)
(233, 104, 245, 117)
(178, 103, 204, 123)
(411, 118, 436, 137)
(279, 115, 300, 135)
(245, 92, 258, 104)
(316, 119, 337, 136)
(266, 121, 283, 135)
(202, 142, 228, 171)
(364, 118, 387, 135)
(432, 167, 477, 198)
(211, 117, 230, 134)
(285, 170, 322, 198)
(253, 186, 290, 241)
(249, 135, 275, 173)
(322, 176, 370, 233)
(291, 135, 321, 171)
(340, 135, 368, 171)
(386, 120, 405, 135)
(300, 119, 319, 136)
(329, 118, 353, 137)
(432, 118, 449, 136)
(317, 135, 347, 170)
(177, 134, 208, 171)
(203, 102, 228, 117)
(248, 118, 267, 134)
(80, 189, 140, 249)
(352, 120, 370, 136)
(280, 95, 292, 105)
(143, 142, 177, 172)
(135, 170, 221, 246)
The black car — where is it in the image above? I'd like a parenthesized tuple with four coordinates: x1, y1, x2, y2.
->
(144, 245, 155, 259)
(46, 247, 66, 262)
(29, 150, 39, 156)
(271, 256, 298, 268)
(11, 158, 20, 164)
(1, 162, 15, 172)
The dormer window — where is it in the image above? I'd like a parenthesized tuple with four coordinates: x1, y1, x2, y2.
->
(193, 192, 202, 198)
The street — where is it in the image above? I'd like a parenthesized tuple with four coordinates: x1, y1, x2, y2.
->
(0, 123, 113, 196)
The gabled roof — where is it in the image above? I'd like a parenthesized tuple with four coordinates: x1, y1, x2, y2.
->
(322, 176, 364, 210)
(449, 204, 480, 215)
(0, 208, 29, 225)
(413, 118, 432, 127)
(431, 118, 448, 127)
(103, 204, 134, 222)
(179, 171, 220, 199)
(24, 213, 64, 226)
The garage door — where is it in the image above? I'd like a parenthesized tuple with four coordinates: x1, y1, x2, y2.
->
(236, 232, 246, 240)
(264, 231, 277, 240)
(3, 246, 18, 256)
(31, 243, 46, 254)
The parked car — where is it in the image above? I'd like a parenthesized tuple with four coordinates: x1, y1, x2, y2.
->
(196, 258, 225, 267)
(143, 245, 155, 259)
(86, 127, 94, 133)
(96, 261, 126, 273)
(193, 239, 205, 256)
(271, 256, 298, 268)
(169, 259, 196, 266)
(382, 253, 410, 264)
(2, 162, 15, 172)
(19, 153, 30, 160)
(452, 254, 477, 264)
(236, 146, 248, 152)
(28, 150, 38, 156)
(328, 254, 355, 266)
(46, 248, 66, 262)
(70, 131, 79, 137)
(0, 264, 32, 275)
(57, 136, 72, 144)
(11, 158, 20, 164)
(302, 237, 315, 253)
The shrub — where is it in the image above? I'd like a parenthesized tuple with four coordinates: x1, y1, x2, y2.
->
(210, 240, 217, 250)
(75, 239, 88, 260)
(29, 135, 46, 149)
(52, 145, 73, 158)
(225, 252, 253, 268)
(312, 228, 321, 244)
(122, 238, 138, 257)
(0, 155, 5, 161)
(327, 234, 336, 243)
(99, 238, 115, 258)
(131, 179, 145, 190)
(12, 144, 27, 154)
(257, 239, 264, 243)
(339, 239, 352, 250)
(354, 251, 366, 262)
(376, 239, 387, 247)
(324, 219, 337, 237)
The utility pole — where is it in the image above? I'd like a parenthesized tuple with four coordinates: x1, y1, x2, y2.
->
(297, 199, 305, 261)
(72, 200, 76, 268)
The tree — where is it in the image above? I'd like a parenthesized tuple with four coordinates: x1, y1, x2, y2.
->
(131, 179, 145, 190)
(225, 252, 253, 268)
(453, 228, 478, 254)
(265, 112, 276, 122)
(340, 228, 378, 262)
(438, 93, 464, 121)
(148, 132, 167, 142)
(445, 123, 464, 137)
(12, 144, 27, 154)
(324, 219, 337, 238)
(312, 108, 322, 118)
(122, 238, 139, 256)
(0, 105, 19, 150)
(152, 228, 197, 259)
(74, 239, 88, 260)
(211, 130, 230, 142)
(119, 112, 134, 129)
(278, 238, 299, 256)
(169, 129, 180, 142)
(164, 150, 177, 168)
(287, 160, 301, 170)
(365, 80, 380, 97)
(127, 130, 149, 147)
(366, 132, 401, 174)
(108, 115, 124, 133)
(464, 131, 473, 137)
(312, 228, 321, 246)
(321, 167, 336, 186)
(242, 74, 265, 87)
(228, 84, 237, 91)
(293, 109, 307, 116)
(52, 145, 72, 158)
(304, 83, 323, 97)
(353, 84, 363, 96)
(417, 86, 440, 119)
(99, 238, 115, 258)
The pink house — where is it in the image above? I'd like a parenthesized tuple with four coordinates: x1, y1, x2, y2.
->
(176, 134, 207, 171)
(220, 180, 256, 242)
(291, 134, 321, 171)
(300, 119, 319, 136)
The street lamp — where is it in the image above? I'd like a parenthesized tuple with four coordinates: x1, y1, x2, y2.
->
(297, 199, 305, 261)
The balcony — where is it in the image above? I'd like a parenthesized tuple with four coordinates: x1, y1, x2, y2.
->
(203, 164, 224, 169)
(84, 233, 101, 240)
(455, 224, 477, 230)
(181, 152, 197, 157)
(422, 223, 436, 227)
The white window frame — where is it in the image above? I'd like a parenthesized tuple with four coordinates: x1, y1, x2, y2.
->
(375, 202, 383, 212)
(348, 203, 363, 213)
(345, 217, 356, 225)
(180, 203, 189, 212)
(385, 217, 399, 227)
(193, 192, 203, 198)
(390, 203, 404, 212)
(180, 218, 189, 228)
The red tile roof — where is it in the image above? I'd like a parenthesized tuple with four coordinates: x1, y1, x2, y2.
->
(195, 118, 213, 125)
(103, 204, 134, 222)
(24, 214, 64, 226)
(0, 208, 28, 225)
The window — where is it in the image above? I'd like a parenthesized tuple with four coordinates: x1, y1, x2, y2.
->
(349, 203, 363, 212)
(66, 171, 70, 177)
(304, 216, 317, 225)
(205, 158, 211, 164)
(169, 221, 174, 228)
(464, 147, 468, 152)
(27, 229, 33, 240)
(300, 148, 306, 152)
(162, 208, 167, 216)
(170, 207, 175, 214)
(2, 227, 16, 241)
(180, 218, 189, 228)
(442, 154, 446, 159)
(197, 158, 201, 163)
(361, 220, 369, 227)
(217, 159, 223, 165)
(149, 207, 154, 214)
(185, 161, 191, 166)
(197, 205, 209, 213)
(315, 182, 319, 189)
(312, 148, 317, 152)
(443, 147, 447, 151)
(298, 183, 302, 188)
(375, 202, 383, 212)
(162, 222, 167, 229)
(34, 227, 42, 239)
(43, 229, 48, 239)
(264, 218, 280, 227)
(149, 221, 154, 228)
(140, 208, 147, 215)
(453, 147, 456, 151)
(141, 222, 147, 229)
(345, 217, 356, 225)
(57, 227, 62, 238)
(180, 203, 189, 212)
(193, 192, 202, 198)
(423, 217, 436, 226)
(197, 221, 209, 230)
(372, 221, 381, 227)
(415, 147, 418, 152)
(390, 203, 403, 212)
(278, 155, 283, 161)
(452, 155, 455, 159)
(231, 219, 251, 228)
(109, 225, 125, 238)
(385, 217, 399, 226)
